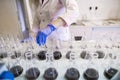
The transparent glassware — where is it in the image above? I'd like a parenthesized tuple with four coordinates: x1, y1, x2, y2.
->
(81, 32, 88, 49)
(87, 52, 99, 69)
(68, 33, 78, 67)
(105, 52, 117, 69)
(43, 38, 59, 80)
(4, 34, 13, 58)
(0, 35, 7, 58)
(69, 51, 76, 66)
(24, 38, 35, 68)
(68, 33, 75, 66)
(13, 35, 23, 51)
(9, 53, 23, 78)
(116, 52, 120, 69)
(95, 39, 102, 49)
(104, 52, 118, 79)
(45, 38, 55, 68)
(83, 52, 99, 80)
(80, 50, 91, 72)
(0, 34, 10, 64)
(0, 33, 24, 77)
(24, 40, 40, 80)
(8, 35, 22, 60)
(65, 41, 80, 80)
(25, 47, 34, 69)
(111, 52, 120, 80)
(0, 34, 15, 71)
(45, 50, 54, 68)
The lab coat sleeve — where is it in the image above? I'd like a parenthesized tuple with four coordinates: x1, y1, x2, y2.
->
(59, 0, 80, 26)
(32, 11, 40, 33)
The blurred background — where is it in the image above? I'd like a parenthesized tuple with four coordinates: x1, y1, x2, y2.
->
(0, 0, 120, 40)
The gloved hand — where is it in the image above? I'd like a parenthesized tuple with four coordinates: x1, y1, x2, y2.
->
(36, 24, 56, 46)
(0, 71, 14, 80)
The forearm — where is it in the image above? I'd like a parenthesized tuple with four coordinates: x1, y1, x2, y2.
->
(51, 17, 66, 28)
(59, 0, 79, 26)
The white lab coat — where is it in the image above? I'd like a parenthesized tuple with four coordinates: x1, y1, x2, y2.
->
(32, 0, 79, 41)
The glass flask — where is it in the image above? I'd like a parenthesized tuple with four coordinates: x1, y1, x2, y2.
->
(0, 35, 8, 60)
(111, 52, 120, 80)
(24, 39, 40, 80)
(1, 34, 23, 78)
(83, 52, 99, 80)
(65, 34, 80, 80)
(104, 51, 118, 79)
(65, 51, 80, 80)
(9, 35, 22, 59)
(9, 55, 23, 78)
(43, 38, 58, 80)
(0, 34, 12, 69)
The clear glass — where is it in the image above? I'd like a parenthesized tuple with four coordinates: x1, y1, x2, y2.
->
(87, 51, 99, 69)
(68, 33, 78, 68)
(24, 39, 36, 70)
(45, 38, 55, 68)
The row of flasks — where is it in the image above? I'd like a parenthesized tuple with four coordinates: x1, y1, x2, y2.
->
(0, 49, 119, 61)
(0, 49, 120, 80)
(2, 63, 119, 80)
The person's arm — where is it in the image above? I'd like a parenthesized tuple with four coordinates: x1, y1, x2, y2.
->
(36, 0, 80, 46)
(51, 17, 66, 28)
(58, 0, 79, 26)
(50, 0, 79, 28)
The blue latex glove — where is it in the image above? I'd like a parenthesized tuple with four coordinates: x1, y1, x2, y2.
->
(36, 24, 56, 46)
(0, 71, 14, 80)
